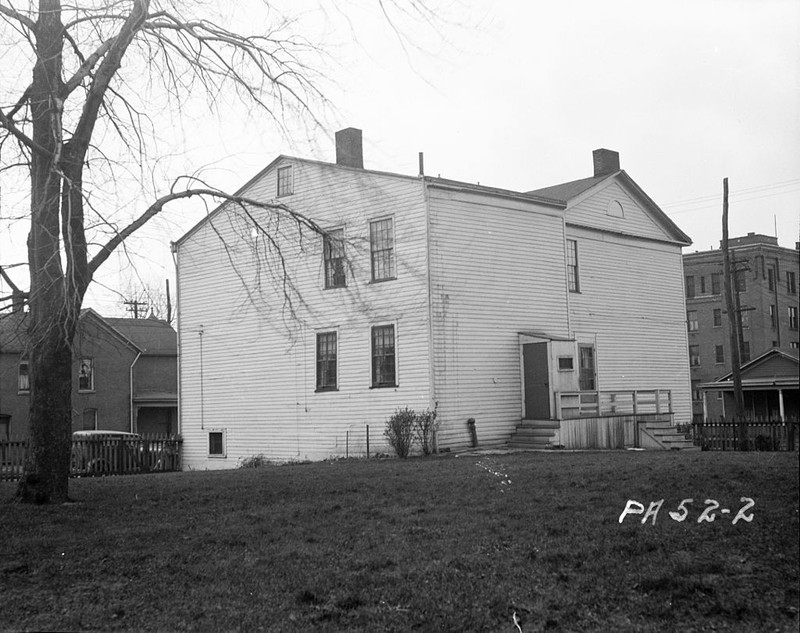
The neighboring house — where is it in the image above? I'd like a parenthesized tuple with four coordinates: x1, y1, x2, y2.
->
(0, 308, 177, 441)
(683, 234, 800, 420)
(700, 348, 799, 421)
(174, 128, 694, 468)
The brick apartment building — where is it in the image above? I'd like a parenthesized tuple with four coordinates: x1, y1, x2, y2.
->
(683, 233, 800, 420)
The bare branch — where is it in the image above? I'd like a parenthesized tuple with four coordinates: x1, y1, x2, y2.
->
(0, 2, 37, 32)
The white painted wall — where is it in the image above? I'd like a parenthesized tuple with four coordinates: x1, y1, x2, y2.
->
(177, 160, 432, 468)
(426, 185, 570, 449)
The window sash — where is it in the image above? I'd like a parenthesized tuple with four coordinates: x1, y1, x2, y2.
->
(687, 310, 698, 332)
(789, 307, 799, 330)
(371, 325, 396, 387)
(276, 165, 293, 196)
(711, 273, 721, 295)
(323, 229, 346, 288)
(685, 275, 695, 298)
(689, 345, 701, 366)
(370, 219, 395, 281)
(715, 345, 725, 364)
(79, 359, 94, 391)
(567, 240, 579, 292)
(578, 345, 595, 391)
(316, 332, 338, 390)
(18, 359, 29, 392)
(713, 309, 722, 327)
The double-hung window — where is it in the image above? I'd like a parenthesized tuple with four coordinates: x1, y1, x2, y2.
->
(689, 345, 701, 367)
(713, 308, 722, 327)
(789, 306, 799, 330)
(316, 332, 338, 391)
(711, 273, 721, 295)
(370, 218, 395, 281)
(715, 345, 725, 364)
(578, 345, 595, 391)
(787, 271, 797, 295)
(687, 310, 698, 332)
(567, 239, 580, 292)
(18, 359, 29, 393)
(323, 229, 346, 289)
(79, 358, 94, 392)
(685, 275, 695, 298)
(276, 165, 293, 197)
(371, 325, 396, 387)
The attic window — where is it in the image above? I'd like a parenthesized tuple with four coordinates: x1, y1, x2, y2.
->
(607, 200, 624, 218)
(277, 165, 293, 197)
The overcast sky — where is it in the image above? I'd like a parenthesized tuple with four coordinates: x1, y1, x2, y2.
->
(1, 0, 798, 316)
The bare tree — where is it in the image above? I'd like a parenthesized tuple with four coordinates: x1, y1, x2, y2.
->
(0, 0, 410, 503)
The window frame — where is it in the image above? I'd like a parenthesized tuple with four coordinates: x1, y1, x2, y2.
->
(566, 239, 580, 293)
(787, 271, 797, 295)
(687, 310, 699, 332)
(714, 344, 725, 365)
(713, 308, 722, 328)
(578, 345, 595, 391)
(315, 331, 338, 392)
(370, 323, 397, 388)
(711, 273, 721, 295)
(208, 429, 227, 458)
(82, 408, 98, 431)
(276, 165, 293, 197)
(689, 344, 701, 367)
(78, 358, 94, 392)
(18, 358, 29, 393)
(369, 217, 396, 282)
(557, 356, 575, 371)
(789, 306, 799, 330)
(323, 228, 347, 289)
(685, 275, 695, 298)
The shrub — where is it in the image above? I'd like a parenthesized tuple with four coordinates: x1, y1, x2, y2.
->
(238, 454, 271, 469)
(414, 406, 439, 456)
(384, 407, 416, 458)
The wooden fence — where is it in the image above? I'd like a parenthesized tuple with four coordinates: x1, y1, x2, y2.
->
(0, 435, 182, 482)
(691, 418, 799, 452)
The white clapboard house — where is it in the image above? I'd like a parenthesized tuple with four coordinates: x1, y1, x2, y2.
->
(174, 128, 695, 468)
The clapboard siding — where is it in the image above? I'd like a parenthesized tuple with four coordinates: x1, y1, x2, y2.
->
(177, 161, 432, 468)
(566, 226, 693, 424)
(427, 186, 569, 449)
(568, 181, 672, 242)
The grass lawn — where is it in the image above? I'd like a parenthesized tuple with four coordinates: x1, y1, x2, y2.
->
(1, 450, 798, 632)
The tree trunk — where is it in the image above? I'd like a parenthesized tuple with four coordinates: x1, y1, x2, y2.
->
(15, 0, 76, 503)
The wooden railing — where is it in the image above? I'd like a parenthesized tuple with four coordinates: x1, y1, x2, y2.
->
(555, 390, 673, 420)
(692, 418, 799, 452)
(0, 435, 182, 482)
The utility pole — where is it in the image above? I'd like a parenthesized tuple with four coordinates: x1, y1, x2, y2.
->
(123, 299, 149, 319)
(721, 177, 747, 449)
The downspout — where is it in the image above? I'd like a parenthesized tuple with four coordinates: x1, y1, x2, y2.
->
(421, 170, 438, 450)
(171, 240, 182, 436)
(129, 352, 142, 433)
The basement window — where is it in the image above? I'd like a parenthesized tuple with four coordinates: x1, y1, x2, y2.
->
(557, 356, 574, 371)
(208, 429, 226, 458)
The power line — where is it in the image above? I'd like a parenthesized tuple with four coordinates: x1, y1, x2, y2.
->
(663, 178, 800, 208)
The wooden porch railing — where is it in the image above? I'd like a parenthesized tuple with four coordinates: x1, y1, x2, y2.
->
(555, 390, 673, 420)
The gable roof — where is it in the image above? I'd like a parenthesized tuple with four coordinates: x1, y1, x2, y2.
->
(104, 315, 177, 355)
(526, 174, 610, 202)
(715, 348, 799, 382)
(0, 309, 176, 356)
(529, 169, 692, 246)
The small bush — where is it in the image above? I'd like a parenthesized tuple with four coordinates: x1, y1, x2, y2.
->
(384, 408, 416, 458)
(238, 454, 271, 469)
(414, 406, 439, 456)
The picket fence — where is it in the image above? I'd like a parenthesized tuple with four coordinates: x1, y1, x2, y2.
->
(691, 418, 799, 452)
(0, 435, 182, 482)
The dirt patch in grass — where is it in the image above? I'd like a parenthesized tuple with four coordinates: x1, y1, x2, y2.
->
(1, 451, 798, 631)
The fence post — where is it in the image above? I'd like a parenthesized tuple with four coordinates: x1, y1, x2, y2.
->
(366, 424, 370, 458)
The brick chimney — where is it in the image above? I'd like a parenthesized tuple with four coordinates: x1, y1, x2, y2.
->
(593, 148, 620, 177)
(335, 127, 363, 169)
